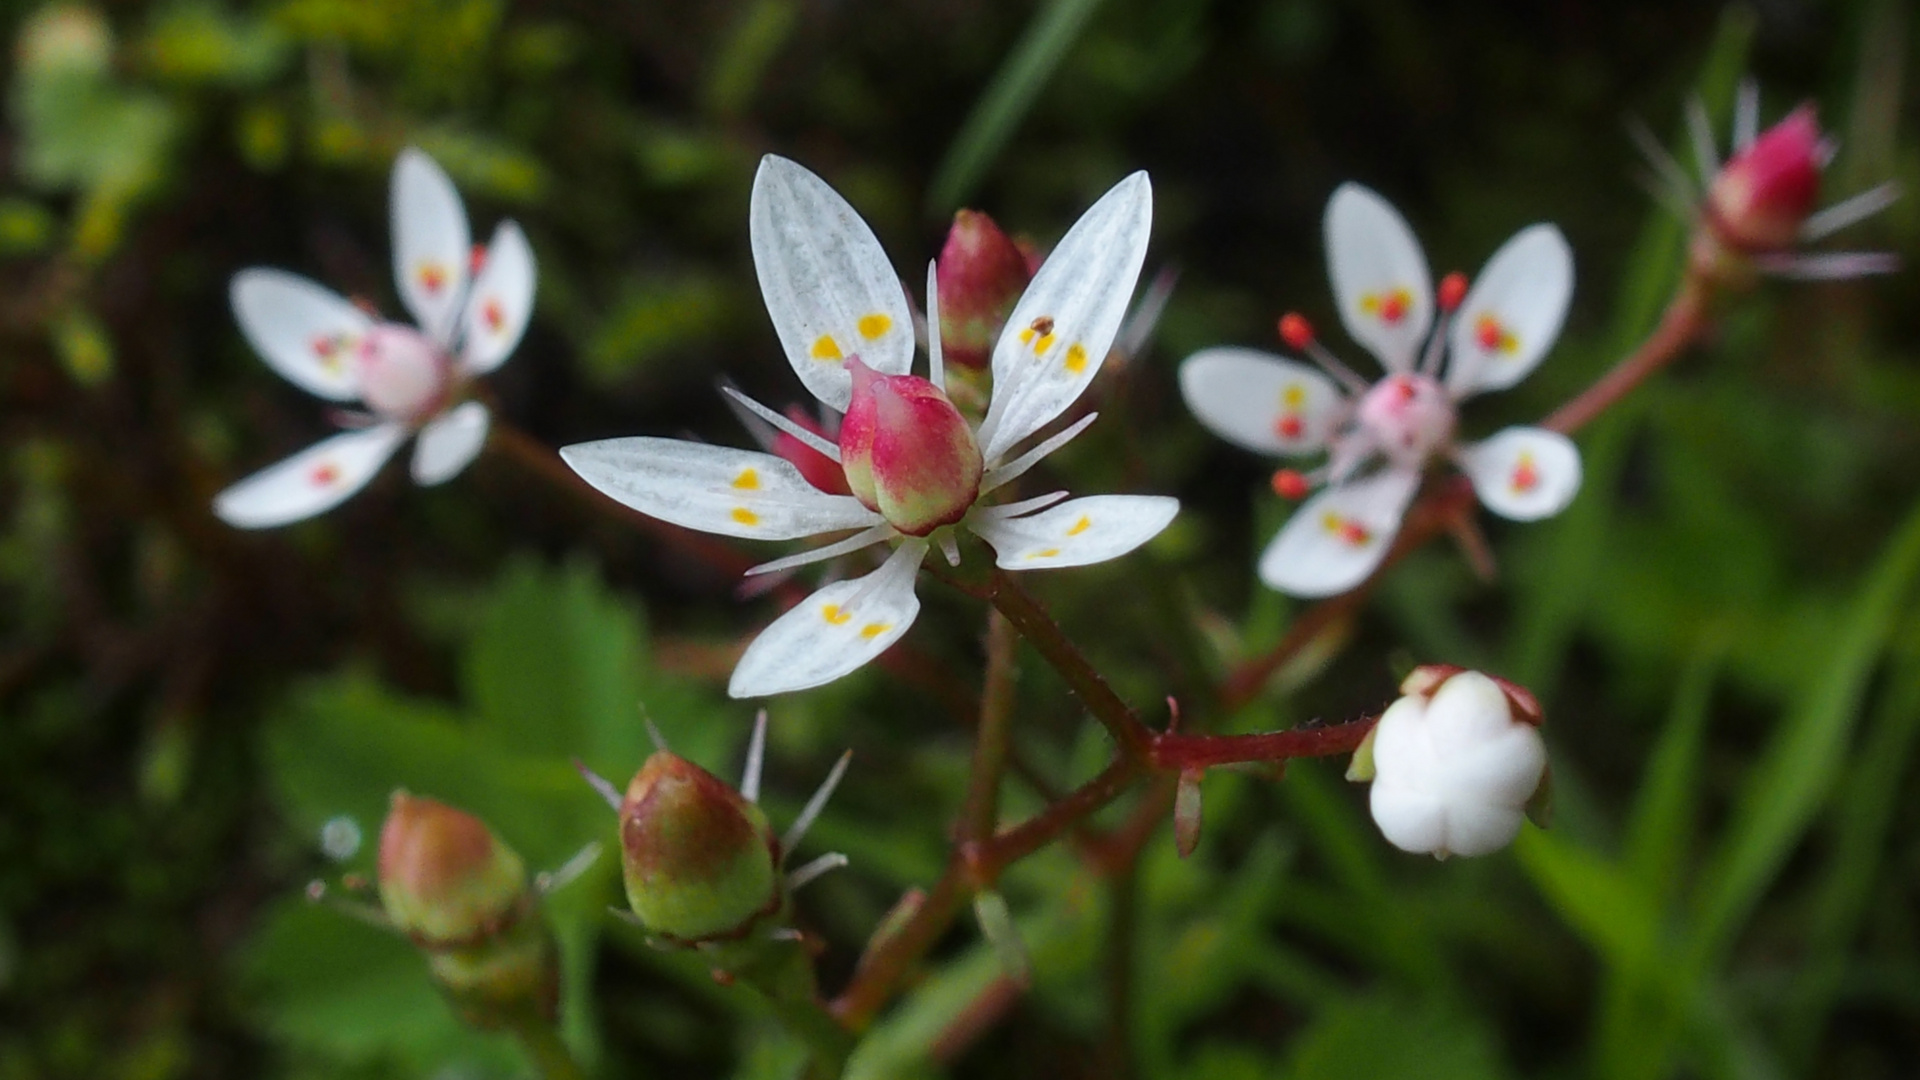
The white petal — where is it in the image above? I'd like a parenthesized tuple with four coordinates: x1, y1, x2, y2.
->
(1368, 674, 1547, 857)
(390, 148, 472, 343)
(1178, 347, 1346, 456)
(229, 269, 372, 401)
(559, 437, 881, 540)
(213, 423, 408, 529)
(975, 172, 1153, 464)
(459, 221, 535, 376)
(1325, 183, 1433, 374)
(1458, 426, 1581, 522)
(728, 541, 927, 697)
(1256, 467, 1419, 597)
(749, 156, 914, 411)
(969, 494, 1177, 570)
(1446, 224, 1573, 397)
(410, 401, 490, 486)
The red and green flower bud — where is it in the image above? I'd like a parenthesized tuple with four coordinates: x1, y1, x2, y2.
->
(427, 917, 561, 1030)
(1706, 106, 1825, 252)
(773, 405, 851, 496)
(377, 791, 529, 947)
(838, 358, 983, 536)
(619, 751, 780, 943)
(937, 210, 1035, 369)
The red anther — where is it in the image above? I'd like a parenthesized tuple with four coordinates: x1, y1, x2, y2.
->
(1271, 469, 1310, 500)
(1278, 312, 1315, 351)
(1275, 413, 1304, 440)
(469, 243, 488, 275)
(1438, 272, 1469, 312)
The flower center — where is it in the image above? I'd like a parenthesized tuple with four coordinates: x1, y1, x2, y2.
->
(1354, 373, 1454, 467)
(357, 324, 453, 422)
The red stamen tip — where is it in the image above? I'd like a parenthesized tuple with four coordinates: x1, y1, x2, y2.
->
(1438, 272, 1468, 312)
(1278, 313, 1315, 352)
(469, 243, 488, 275)
(1271, 469, 1310, 500)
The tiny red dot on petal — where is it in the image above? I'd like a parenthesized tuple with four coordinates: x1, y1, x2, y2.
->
(1276, 413, 1304, 439)
(310, 464, 341, 487)
(1379, 293, 1407, 324)
(1475, 315, 1504, 352)
(1338, 521, 1372, 546)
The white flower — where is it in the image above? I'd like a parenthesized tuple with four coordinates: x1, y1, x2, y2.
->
(1179, 183, 1582, 597)
(214, 149, 536, 528)
(1365, 669, 1546, 858)
(562, 156, 1177, 699)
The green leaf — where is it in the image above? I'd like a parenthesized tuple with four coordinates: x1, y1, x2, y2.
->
(927, 0, 1111, 212)
(1281, 993, 1514, 1080)
(1691, 496, 1920, 965)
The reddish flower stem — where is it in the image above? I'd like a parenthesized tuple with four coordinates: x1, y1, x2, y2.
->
(1542, 282, 1708, 436)
(1149, 716, 1379, 771)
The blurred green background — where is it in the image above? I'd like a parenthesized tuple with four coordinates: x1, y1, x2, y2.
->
(0, 0, 1916, 1077)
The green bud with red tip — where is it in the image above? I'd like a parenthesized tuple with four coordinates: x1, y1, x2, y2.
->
(937, 210, 1035, 369)
(377, 791, 529, 946)
(838, 357, 983, 536)
(620, 751, 780, 943)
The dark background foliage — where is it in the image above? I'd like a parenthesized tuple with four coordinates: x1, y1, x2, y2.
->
(0, 0, 1915, 1077)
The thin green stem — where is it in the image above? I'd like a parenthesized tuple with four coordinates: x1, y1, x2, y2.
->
(961, 610, 1020, 843)
(982, 568, 1154, 760)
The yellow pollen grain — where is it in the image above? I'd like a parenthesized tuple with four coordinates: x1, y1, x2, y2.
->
(1282, 384, 1306, 408)
(1064, 343, 1089, 373)
(821, 605, 852, 626)
(731, 507, 760, 526)
(1067, 515, 1092, 536)
(857, 313, 892, 339)
(810, 335, 843, 361)
(731, 468, 760, 490)
(859, 623, 891, 639)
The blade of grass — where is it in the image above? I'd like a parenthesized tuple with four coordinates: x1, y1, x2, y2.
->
(1689, 496, 1920, 968)
(1623, 636, 1724, 900)
(1780, 651, 1920, 1064)
(926, 0, 1109, 213)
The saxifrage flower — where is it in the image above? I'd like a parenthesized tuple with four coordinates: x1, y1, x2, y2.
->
(1180, 183, 1582, 597)
(562, 156, 1177, 697)
(214, 148, 535, 528)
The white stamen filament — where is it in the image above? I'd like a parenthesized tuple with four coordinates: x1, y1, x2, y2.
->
(574, 760, 624, 811)
(1800, 184, 1900, 242)
(980, 412, 1100, 494)
(1733, 80, 1759, 152)
(537, 842, 604, 895)
(786, 852, 850, 891)
(938, 532, 961, 566)
(720, 385, 842, 462)
(744, 524, 894, 577)
(740, 709, 768, 804)
(1626, 119, 1700, 206)
(1755, 251, 1900, 279)
(718, 379, 782, 451)
(924, 260, 945, 392)
(1303, 340, 1373, 396)
(782, 750, 852, 855)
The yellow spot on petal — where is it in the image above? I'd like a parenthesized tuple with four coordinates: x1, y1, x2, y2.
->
(857, 313, 892, 339)
(1064, 343, 1088, 373)
(1026, 547, 1062, 560)
(1018, 327, 1035, 344)
(731, 507, 760, 526)
(1033, 332, 1056, 356)
(859, 623, 891, 639)
(822, 604, 852, 625)
(731, 468, 760, 490)
(811, 335, 843, 361)
(1067, 515, 1092, 537)
(1282, 383, 1306, 408)
(1359, 287, 1411, 325)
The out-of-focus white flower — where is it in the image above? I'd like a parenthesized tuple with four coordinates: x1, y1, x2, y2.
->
(562, 156, 1177, 698)
(1179, 183, 1582, 597)
(214, 149, 535, 528)
(1357, 667, 1547, 859)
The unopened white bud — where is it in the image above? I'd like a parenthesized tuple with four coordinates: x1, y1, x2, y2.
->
(1366, 669, 1546, 858)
